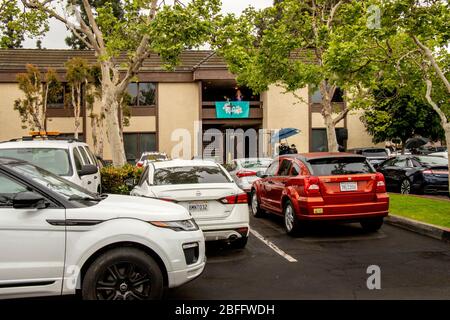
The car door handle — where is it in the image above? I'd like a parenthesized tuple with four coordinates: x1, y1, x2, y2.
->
(267, 181, 275, 184)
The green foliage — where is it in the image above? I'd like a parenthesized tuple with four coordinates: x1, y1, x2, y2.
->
(65, 0, 125, 49)
(14, 64, 61, 131)
(214, 0, 374, 94)
(361, 86, 445, 145)
(100, 164, 143, 194)
(0, 0, 48, 48)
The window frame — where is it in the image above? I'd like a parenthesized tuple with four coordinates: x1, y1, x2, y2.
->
(123, 132, 157, 162)
(127, 82, 157, 108)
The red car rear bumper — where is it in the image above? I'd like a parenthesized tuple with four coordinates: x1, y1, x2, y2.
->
(295, 194, 389, 221)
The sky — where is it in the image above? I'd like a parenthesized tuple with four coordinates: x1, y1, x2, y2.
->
(23, 0, 274, 49)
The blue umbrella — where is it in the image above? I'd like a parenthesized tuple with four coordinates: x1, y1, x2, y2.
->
(271, 128, 301, 144)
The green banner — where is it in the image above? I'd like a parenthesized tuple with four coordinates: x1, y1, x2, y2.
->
(215, 101, 250, 119)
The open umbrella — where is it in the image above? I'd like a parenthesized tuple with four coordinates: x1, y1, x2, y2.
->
(405, 137, 430, 150)
(271, 128, 301, 144)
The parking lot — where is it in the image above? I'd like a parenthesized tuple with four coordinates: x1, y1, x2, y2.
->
(169, 209, 450, 300)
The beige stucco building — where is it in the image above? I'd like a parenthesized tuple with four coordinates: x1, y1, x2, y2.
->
(0, 49, 377, 163)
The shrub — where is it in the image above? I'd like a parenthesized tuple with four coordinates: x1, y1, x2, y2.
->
(100, 164, 143, 195)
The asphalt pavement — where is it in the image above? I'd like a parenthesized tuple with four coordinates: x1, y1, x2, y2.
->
(168, 209, 450, 300)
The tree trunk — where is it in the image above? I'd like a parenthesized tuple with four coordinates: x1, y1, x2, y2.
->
(103, 88, 127, 166)
(322, 98, 339, 152)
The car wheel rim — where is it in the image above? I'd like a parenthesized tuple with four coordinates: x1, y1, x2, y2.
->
(401, 180, 411, 194)
(96, 262, 152, 300)
(251, 193, 258, 215)
(285, 205, 294, 231)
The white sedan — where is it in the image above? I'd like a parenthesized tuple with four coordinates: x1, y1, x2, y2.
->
(0, 158, 205, 300)
(131, 160, 250, 248)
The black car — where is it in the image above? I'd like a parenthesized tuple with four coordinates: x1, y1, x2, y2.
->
(348, 148, 390, 166)
(376, 155, 448, 195)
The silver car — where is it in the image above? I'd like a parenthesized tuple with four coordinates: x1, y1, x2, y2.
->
(226, 158, 273, 193)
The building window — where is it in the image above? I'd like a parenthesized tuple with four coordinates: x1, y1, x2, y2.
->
(312, 129, 329, 152)
(127, 83, 156, 107)
(310, 86, 344, 104)
(123, 132, 157, 162)
(311, 128, 348, 152)
(48, 83, 71, 108)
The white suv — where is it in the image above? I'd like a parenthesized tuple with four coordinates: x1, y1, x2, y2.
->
(131, 160, 250, 248)
(0, 158, 205, 300)
(0, 138, 100, 193)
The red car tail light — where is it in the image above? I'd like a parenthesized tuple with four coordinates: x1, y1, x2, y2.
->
(220, 193, 248, 204)
(305, 176, 321, 196)
(375, 173, 386, 193)
(236, 170, 257, 178)
(136, 161, 143, 168)
(423, 169, 448, 175)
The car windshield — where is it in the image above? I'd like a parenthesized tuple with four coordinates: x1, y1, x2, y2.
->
(0, 148, 71, 176)
(9, 162, 100, 202)
(415, 156, 448, 166)
(240, 159, 272, 170)
(308, 157, 374, 176)
(153, 166, 231, 185)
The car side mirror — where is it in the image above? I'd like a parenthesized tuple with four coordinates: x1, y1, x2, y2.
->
(78, 164, 98, 177)
(13, 192, 47, 210)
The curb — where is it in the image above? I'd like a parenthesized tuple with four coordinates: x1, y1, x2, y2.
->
(385, 215, 450, 242)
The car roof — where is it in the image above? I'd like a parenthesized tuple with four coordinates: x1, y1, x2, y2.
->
(279, 152, 366, 161)
(152, 159, 219, 169)
(0, 140, 88, 149)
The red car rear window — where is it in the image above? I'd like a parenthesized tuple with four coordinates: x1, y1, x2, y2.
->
(308, 157, 374, 176)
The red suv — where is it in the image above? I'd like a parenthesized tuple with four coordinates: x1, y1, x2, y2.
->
(251, 153, 389, 235)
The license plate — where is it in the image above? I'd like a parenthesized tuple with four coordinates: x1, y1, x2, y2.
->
(340, 182, 358, 192)
(188, 202, 208, 212)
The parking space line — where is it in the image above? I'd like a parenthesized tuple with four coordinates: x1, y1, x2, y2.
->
(250, 229, 298, 263)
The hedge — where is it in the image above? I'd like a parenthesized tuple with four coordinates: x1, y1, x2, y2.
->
(100, 164, 143, 195)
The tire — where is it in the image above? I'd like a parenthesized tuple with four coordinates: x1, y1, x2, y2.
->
(400, 178, 411, 195)
(360, 217, 384, 232)
(82, 247, 164, 300)
(231, 236, 248, 249)
(250, 190, 265, 218)
(283, 200, 303, 236)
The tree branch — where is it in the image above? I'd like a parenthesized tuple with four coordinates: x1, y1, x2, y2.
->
(333, 106, 350, 126)
(80, 0, 105, 50)
(412, 35, 450, 94)
(327, 1, 343, 29)
(117, 0, 158, 92)
(425, 78, 448, 126)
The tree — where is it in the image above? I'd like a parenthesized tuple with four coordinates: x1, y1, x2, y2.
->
(0, 0, 48, 48)
(361, 86, 444, 152)
(357, 0, 449, 193)
(18, 0, 220, 166)
(214, 0, 376, 152)
(65, 0, 124, 50)
(65, 57, 95, 140)
(14, 64, 61, 131)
